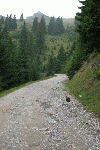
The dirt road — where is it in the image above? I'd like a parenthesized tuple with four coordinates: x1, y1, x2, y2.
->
(0, 74, 100, 150)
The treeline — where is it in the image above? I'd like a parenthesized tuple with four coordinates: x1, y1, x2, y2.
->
(4, 14, 17, 31)
(0, 13, 24, 31)
(66, 0, 100, 79)
(0, 16, 46, 91)
(48, 16, 65, 35)
(0, 13, 66, 91)
(46, 45, 67, 75)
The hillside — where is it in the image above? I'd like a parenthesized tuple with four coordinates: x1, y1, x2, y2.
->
(65, 53, 100, 118)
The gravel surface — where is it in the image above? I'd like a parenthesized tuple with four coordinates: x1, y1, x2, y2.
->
(0, 74, 100, 150)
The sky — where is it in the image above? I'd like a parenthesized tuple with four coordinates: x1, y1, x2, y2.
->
(0, 0, 82, 19)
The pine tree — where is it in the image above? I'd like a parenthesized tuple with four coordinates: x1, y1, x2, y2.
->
(47, 54, 55, 76)
(0, 16, 4, 25)
(48, 16, 64, 35)
(57, 45, 67, 72)
(20, 13, 24, 22)
(4, 14, 17, 31)
(5, 14, 9, 31)
(48, 16, 55, 35)
(39, 16, 47, 34)
(32, 17, 38, 35)
(75, 0, 100, 53)
(19, 21, 28, 83)
(59, 17, 64, 34)
(36, 16, 46, 54)
(12, 14, 17, 30)
(0, 24, 17, 90)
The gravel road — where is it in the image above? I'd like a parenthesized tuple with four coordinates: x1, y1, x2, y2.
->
(0, 74, 100, 150)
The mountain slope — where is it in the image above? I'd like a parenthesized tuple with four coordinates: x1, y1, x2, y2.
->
(65, 53, 100, 117)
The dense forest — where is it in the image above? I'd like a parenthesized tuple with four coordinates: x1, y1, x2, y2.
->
(0, 0, 100, 92)
(66, 0, 100, 79)
(0, 13, 67, 91)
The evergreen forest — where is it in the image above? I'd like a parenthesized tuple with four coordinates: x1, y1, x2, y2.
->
(0, 0, 100, 93)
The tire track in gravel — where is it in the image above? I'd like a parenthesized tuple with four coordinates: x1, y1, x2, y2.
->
(0, 74, 100, 150)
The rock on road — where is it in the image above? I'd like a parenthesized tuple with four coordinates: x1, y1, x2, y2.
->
(0, 74, 100, 150)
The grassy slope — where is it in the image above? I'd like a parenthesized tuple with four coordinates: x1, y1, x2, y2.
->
(65, 53, 100, 117)
(45, 34, 72, 55)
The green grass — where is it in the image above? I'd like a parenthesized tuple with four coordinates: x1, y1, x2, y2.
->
(64, 53, 100, 118)
(0, 74, 57, 98)
(44, 34, 73, 61)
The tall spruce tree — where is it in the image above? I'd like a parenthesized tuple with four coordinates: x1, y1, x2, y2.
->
(39, 16, 47, 34)
(19, 21, 28, 83)
(12, 14, 17, 30)
(75, 0, 100, 53)
(36, 16, 46, 54)
(4, 14, 17, 31)
(48, 16, 55, 35)
(20, 13, 24, 22)
(0, 24, 17, 90)
(0, 16, 4, 25)
(48, 16, 64, 35)
(32, 17, 38, 35)
(57, 45, 67, 72)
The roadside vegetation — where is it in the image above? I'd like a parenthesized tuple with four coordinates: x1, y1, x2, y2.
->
(65, 53, 100, 117)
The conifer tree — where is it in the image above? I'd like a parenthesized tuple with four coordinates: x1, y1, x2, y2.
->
(20, 13, 24, 22)
(47, 54, 55, 76)
(48, 16, 64, 35)
(19, 21, 28, 83)
(75, 0, 100, 53)
(4, 14, 17, 31)
(0, 24, 17, 90)
(57, 45, 67, 72)
(39, 16, 47, 34)
(32, 17, 38, 35)
(13, 14, 17, 30)
(5, 14, 9, 31)
(36, 16, 46, 54)
(48, 16, 55, 35)
(0, 16, 4, 25)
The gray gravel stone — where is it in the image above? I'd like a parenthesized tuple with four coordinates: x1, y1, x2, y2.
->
(0, 74, 100, 150)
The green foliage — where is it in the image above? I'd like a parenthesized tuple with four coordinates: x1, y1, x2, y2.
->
(31, 17, 38, 35)
(95, 73, 100, 80)
(35, 16, 46, 54)
(66, 40, 88, 79)
(66, 0, 100, 80)
(65, 53, 100, 117)
(0, 12, 77, 92)
(39, 16, 47, 34)
(0, 16, 5, 25)
(75, 0, 100, 53)
(0, 25, 18, 90)
(20, 13, 24, 22)
(4, 14, 17, 31)
(46, 54, 57, 76)
(65, 25, 77, 42)
(48, 16, 65, 35)
(0, 19, 45, 92)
